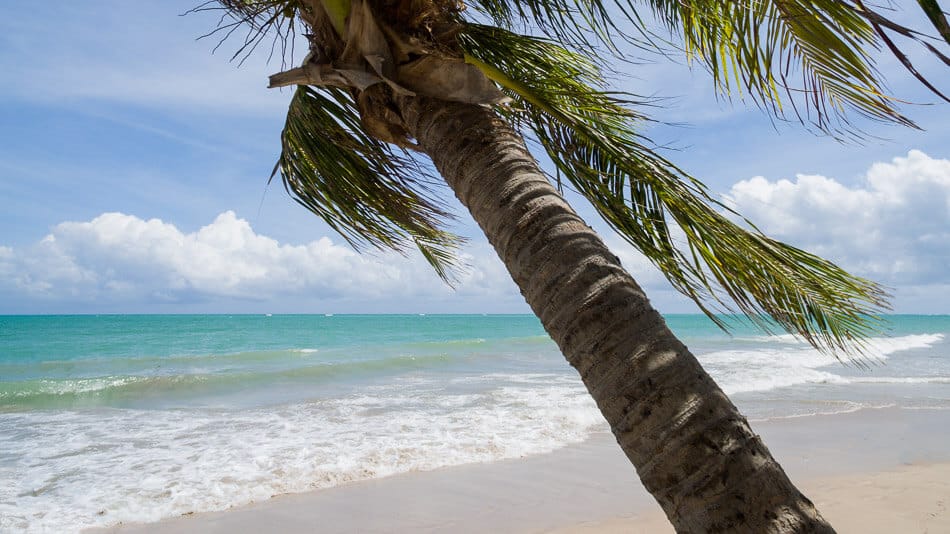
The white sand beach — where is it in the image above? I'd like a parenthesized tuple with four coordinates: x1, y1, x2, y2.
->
(556, 463, 950, 533)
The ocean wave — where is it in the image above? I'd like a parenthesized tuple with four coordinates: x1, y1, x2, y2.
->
(737, 332, 943, 353)
(0, 375, 604, 533)
(845, 376, 950, 385)
(748, 401, 898, 422)
(449, 373, 580, 385)
(737, 334, 804, 345)
(863, 333, 944, 356)
(0, 352, 460, 410)
(0, 375, 209, 409)
(0, 347, 327, 377)
(699, 333, 945, 395)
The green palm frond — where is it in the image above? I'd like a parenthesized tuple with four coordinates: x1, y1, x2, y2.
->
(464, 0, 645, 58)
(276, 85, 462, 281)
(632, 1, 915, 133)
(917, 0, 950, 45)
(461, 24, 888, 355)
(464, 0, 950, 134)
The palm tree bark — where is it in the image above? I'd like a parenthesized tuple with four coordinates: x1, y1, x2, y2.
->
(398, 96, 835, 534)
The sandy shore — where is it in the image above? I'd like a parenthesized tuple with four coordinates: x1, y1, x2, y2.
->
(555, 463, 950, 533)
(94, 407, 950, 533)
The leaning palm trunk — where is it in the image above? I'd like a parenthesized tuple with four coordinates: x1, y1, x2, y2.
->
(399, 95, 833, 533)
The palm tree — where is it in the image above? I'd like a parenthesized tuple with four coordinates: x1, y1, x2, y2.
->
(200, 0, 948, 531)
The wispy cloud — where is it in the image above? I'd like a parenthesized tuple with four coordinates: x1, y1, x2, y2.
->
(0, 1, 293, 117)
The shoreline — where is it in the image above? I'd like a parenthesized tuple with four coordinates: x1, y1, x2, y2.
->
(92, 406, 950, 533)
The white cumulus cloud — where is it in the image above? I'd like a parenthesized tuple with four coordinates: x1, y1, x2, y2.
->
(727, 150, 950, 290)
(0, 211, 519, 309)
(4, 149, 949, 313)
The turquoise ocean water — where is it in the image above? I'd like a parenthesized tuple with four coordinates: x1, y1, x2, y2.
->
(1, 314, 948, 532)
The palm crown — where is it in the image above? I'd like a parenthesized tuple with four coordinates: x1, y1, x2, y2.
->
(204, 0, 949, 355)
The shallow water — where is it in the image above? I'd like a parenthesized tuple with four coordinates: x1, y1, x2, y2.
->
(1, 314, 947, 532)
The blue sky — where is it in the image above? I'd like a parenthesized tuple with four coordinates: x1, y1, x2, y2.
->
(1, 1, 948, 314)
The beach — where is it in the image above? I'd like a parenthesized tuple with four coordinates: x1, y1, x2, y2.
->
(95, 407, 950, 533)
(3, 314, 948, 532)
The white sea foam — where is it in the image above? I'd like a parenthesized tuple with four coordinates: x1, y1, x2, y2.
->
(700, 333, 944, 395)
(739, 333, 805, 345)
(0, 373, 603, 533)
(748, 401, 898, 422)
(740, 332, 943, 351)
(700, 349, 846, 395)
(846, 376, 950, 384)
(861, 333, 943, 355)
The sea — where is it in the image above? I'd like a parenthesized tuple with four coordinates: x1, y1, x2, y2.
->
(1, 314, 947, 532)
